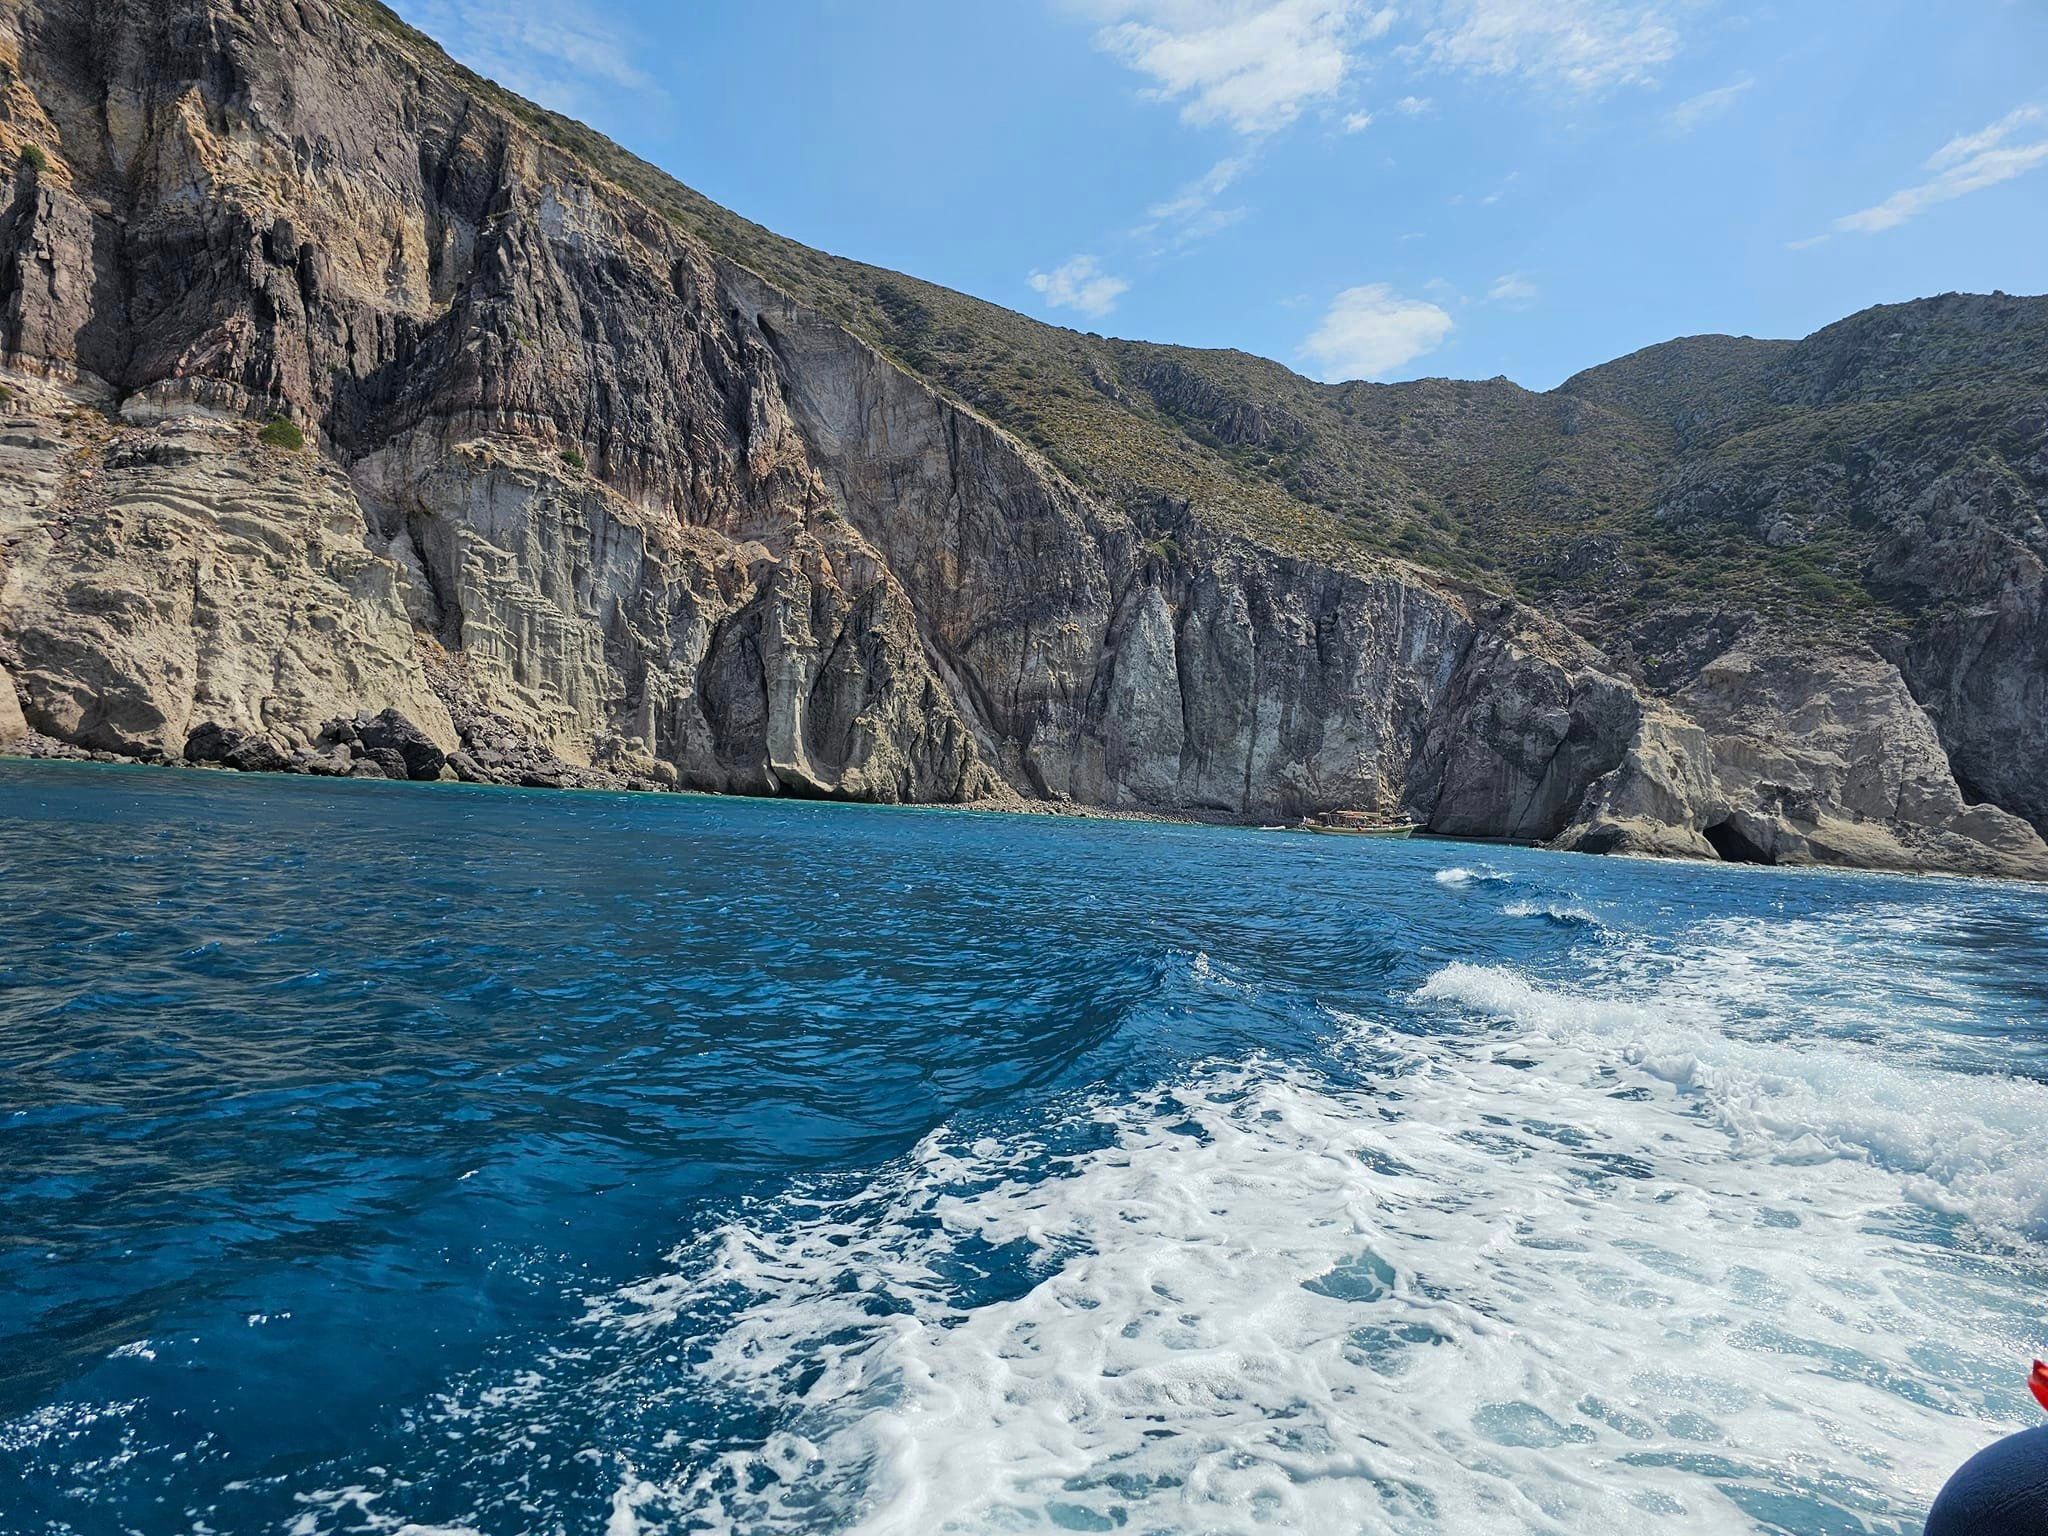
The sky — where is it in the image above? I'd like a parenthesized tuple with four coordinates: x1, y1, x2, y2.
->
(387, 0, 2048, 390)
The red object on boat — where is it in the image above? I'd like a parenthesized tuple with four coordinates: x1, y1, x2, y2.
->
(2030, 1360, 2048, 1414)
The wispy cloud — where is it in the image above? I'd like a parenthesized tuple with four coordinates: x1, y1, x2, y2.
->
(1419, 0, 1679, 93)
(396, 0, 658, 117)
(1085, 0, 1395, 135)
(1832, 104, 2048, 235)
(1300, 284, 1455, 379)
(1082, 0, 1690, 141)
(1063, 0, 1697, 348)
(1137, 153, 1256, 245)
(1667, 75, 1752, 133)
(1487, 271, 1538, 306)
(1028, 255, 1133, 318)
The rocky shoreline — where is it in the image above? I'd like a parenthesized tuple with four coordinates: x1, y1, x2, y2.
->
(4, 709, 674, 794)
(0, 730, 1259, 831)
(4, 350, 2039, 879)
(10, 735, 2044, 885)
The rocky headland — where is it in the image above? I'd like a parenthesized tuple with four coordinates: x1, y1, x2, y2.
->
(1, 0, 2043, 877)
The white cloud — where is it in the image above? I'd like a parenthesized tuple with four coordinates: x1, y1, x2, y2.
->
(1080, 0, 1689, 146)
(1487, 271, 1538, 306)
(1086, 1, 1396, 135)
(1300, 284, 1455, 379)
(1421, 0, 1679, 93)
(1062, 0, 1698, 322)
(1151, 153, 1255, 218)
(1833, 105, 2048, 234)
(396, 0, 657, 116)
(1928, 106, 2044, 172)
(1667, 75, 1752, 133)
(1140, 153, 1255, 244)
(1028, 255, 1132, 318)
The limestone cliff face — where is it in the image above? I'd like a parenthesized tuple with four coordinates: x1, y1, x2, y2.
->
(1557, 637, 2048, 877)
(0, 0, 2040, 877)
(733, 273, 1636, 827)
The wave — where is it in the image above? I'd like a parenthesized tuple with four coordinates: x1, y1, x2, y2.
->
(1434, 864, 1512, 887)
(1416, 960, 2048, 1242)
(1500, 899, 1602, 928)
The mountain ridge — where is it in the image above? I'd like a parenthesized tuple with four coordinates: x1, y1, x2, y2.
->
(327, 1, 1998, 622)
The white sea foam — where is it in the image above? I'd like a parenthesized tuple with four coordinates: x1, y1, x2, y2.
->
(1416, 960, 2048, 1239)
(1501, 899, 1602, 927)
(575, 936, 2047, 1534)
(1434, 864, 1511, 887)
(287, 1490, 483, 1536)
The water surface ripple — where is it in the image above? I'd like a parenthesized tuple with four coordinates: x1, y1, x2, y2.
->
(2, 762, 2045, 1534)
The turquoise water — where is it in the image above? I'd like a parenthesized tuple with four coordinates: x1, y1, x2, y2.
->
(2, 760, 2046, 1535)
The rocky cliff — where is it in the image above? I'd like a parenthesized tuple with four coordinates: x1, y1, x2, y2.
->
(0, 0, 2042, 878)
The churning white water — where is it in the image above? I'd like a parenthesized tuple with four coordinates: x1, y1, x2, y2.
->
(588, 896, 2048, 1535)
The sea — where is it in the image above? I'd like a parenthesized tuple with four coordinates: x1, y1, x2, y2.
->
(3, 759, 2046, 1535)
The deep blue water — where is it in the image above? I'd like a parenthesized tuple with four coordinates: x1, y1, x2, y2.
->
(2, 760, 2046, 1535)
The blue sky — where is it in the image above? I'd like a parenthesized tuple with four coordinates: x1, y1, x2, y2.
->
(389, 0, 2048, 390)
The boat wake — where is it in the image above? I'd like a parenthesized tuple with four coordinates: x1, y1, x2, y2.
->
(571, 928, 2046, 1535)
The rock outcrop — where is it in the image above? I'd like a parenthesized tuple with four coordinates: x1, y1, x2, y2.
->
(0, 399, 457, 759)
(0, 0, 2040, 878)
(1558, 639, 2048, 879)
(184, 720, 292, 774)
(0, 658, 27, 747)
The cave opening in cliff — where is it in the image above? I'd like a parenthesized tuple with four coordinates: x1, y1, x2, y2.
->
(1702, 819, 1775, 866)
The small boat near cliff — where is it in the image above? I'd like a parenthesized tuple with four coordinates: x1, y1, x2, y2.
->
(1291, 811, 1423, 838)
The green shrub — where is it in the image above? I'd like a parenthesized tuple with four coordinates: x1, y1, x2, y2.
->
(19, 144, 47, 176)
(561, 448, 586, 471)
(0, 384, 13, 407)
(258, 416, 305, 451)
